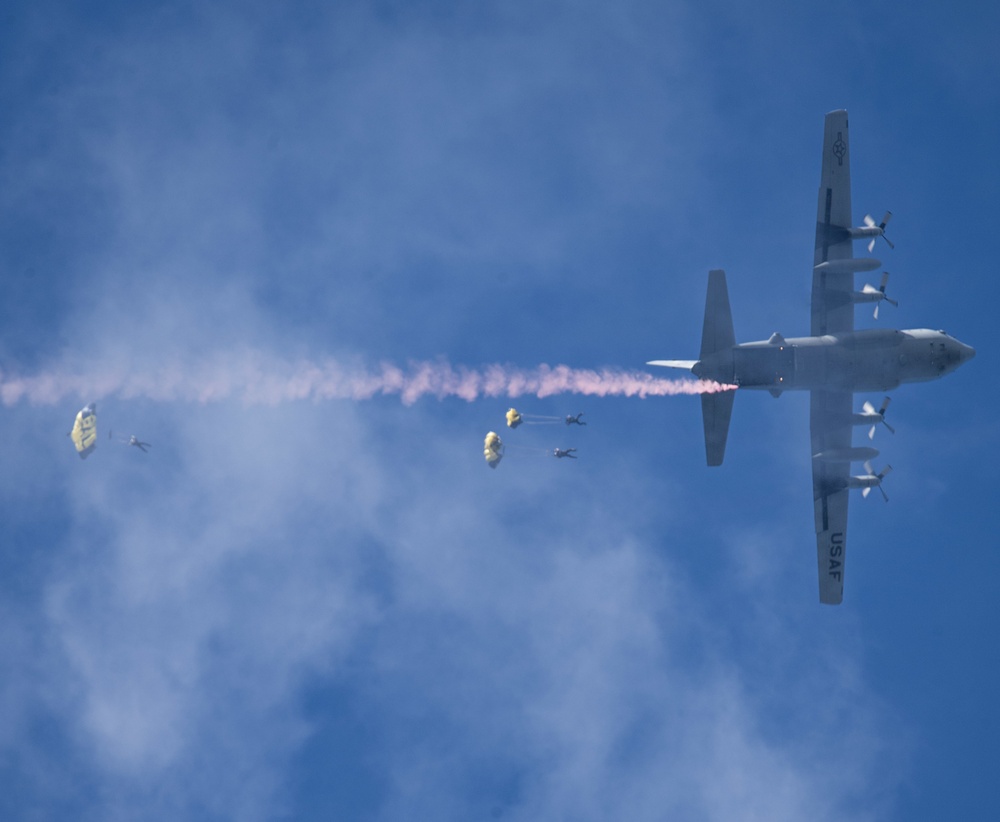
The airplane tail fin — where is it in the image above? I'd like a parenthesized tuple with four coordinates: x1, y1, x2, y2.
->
(700, 269, 736, 466)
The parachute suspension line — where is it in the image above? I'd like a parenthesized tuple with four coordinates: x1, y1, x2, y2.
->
(506, 408, 571, 429)
(502, 443, 558, 457)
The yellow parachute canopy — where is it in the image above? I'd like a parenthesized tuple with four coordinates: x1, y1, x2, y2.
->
(71, 403, 98, 459)
(484, 431, 503, 469)
(505, 408, 523, 429)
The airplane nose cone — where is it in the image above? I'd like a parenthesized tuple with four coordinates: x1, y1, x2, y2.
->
(960, 343, 976, 363)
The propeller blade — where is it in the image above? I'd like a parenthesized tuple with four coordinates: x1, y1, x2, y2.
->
(862, 401, 876, 415)
(863, 214, 876, 228)
(880, 214, 894, 249)
(873, 302, 880, 320)
(879, 397, 892, 414)
(879, 271, 890, 291)
(882, 420, 896, 435)
(868, 424, 876, 440)
(868, 237, 877, 253)
(862, 283, 879, 295)
(864, 460, 874, 476)
(878, 484, 889, 502)
(862, 487, 871, 498)
(879, 464, 893, 479)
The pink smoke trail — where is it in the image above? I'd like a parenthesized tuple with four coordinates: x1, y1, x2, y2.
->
(0, 355, 735, 407)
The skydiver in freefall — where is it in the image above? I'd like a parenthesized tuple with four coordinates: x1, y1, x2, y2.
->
(552, 448, 577, 459)
(565, 413, 586, 426)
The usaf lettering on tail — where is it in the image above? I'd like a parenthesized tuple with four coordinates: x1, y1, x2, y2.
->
(649, 110, 975, 604)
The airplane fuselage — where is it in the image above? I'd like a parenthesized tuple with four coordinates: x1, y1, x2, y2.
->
(693, 328, 975, 393)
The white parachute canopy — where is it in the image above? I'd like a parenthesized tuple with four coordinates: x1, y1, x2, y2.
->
(484, 431, 504, 469)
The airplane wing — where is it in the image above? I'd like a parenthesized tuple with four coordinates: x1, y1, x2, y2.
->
(811, 389, 851, 604)
(811, 109, 855, 337)
(809, 110, 857, 604)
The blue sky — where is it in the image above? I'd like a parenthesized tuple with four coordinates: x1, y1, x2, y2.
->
(1, 1, 997, 820)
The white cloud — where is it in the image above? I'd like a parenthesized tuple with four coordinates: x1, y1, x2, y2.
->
(0, 380, 899, 820)
(0, 3, 929, 819)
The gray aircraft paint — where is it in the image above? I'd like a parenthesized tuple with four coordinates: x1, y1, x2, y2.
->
(649, 110, 975, 604)
(693, 325, 974, 393)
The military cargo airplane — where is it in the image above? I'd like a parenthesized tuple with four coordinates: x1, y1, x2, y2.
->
(648, 110, 975, 604)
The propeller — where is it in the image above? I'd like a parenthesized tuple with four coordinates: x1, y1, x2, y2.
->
(861, 461, 893, 502)
(862, 271, 898, 319)
(861, 396, 895, 439)
(864, 211, 894, 253)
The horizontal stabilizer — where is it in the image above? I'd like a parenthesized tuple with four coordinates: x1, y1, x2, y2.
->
(647, 360, 698, 371)
(698, 270, 736, 465)
(701, 390, 735, 466)
(701, 269, 736, 358)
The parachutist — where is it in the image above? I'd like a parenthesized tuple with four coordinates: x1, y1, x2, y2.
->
(564, 413, 586, 426)
(122, 435, 151, 452)
(552, 448, 577, 459)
